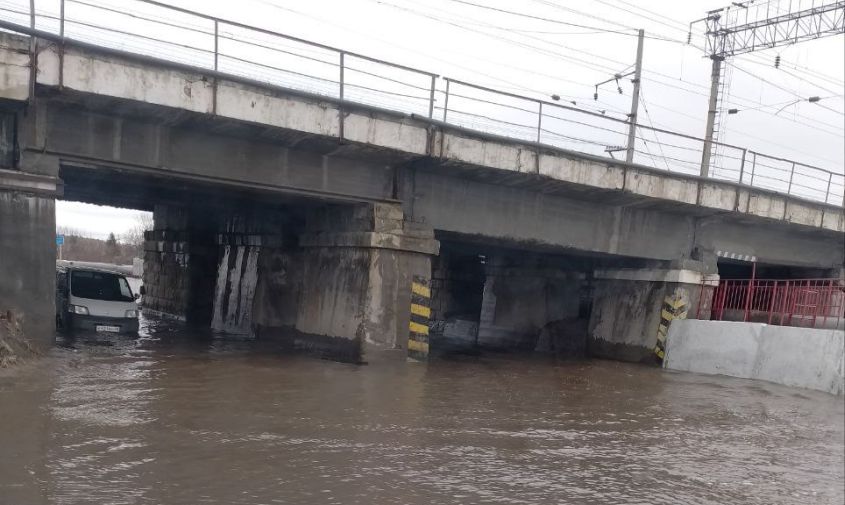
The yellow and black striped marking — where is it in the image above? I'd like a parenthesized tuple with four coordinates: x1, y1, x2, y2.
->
(408, 276, 430, 361)
(654, 294, 688, 361)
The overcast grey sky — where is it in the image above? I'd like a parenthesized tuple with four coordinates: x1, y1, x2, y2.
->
(40, 0, 843, 238)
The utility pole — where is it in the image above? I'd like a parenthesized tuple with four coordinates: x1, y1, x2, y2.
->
(700, 55, 723, 177)
(625, 29, 644, 164)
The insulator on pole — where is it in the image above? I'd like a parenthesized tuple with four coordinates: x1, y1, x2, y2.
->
(774, 55, 781, 68)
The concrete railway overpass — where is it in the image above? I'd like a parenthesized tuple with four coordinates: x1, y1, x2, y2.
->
(0, 25, 842, 363)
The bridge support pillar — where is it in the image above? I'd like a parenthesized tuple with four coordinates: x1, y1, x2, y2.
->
(0, 102, 61, 351)
(142, 204, 217, 324)
(0, 171, 59, 350)
(211, 212, 293, 335)
(587, 259, 719, 363)
(294, 203, 439, 362)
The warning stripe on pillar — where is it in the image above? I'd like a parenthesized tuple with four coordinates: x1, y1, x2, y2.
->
(654, 294, 687, 361)
(408, 276, 430, 361)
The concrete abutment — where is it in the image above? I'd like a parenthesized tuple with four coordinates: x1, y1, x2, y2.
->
(587, 261, 719, 363)
(143, 201, 439, 362)
(295, 203, 438, 362)
(0, 181, 57, 350)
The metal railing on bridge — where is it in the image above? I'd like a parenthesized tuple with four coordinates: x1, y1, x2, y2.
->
(697, 278, 845, 329)
(1, 0, 842, 206)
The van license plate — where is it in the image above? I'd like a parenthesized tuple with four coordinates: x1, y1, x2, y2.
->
(95, 325, 120, 333)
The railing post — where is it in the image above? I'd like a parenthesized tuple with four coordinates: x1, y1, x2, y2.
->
(824, 172, 833, 204)
(767, 280, 778, 325)
(714, 282, 725, 320)
(428, 75, 435, 119)
(211, 19, 219, 115)
(58, 0, 65, 89)
(696, 280, 705, 319)
(749, 151, 757, 186)
(213, 20, 219, 71)
(28, 0, 36, 100)
(820, 280, 830, 328)
(536, 102, 543, 143)
(811, 280, 822, 328)
(339, 51, 345, 142)
(339, 51, 345, 102)
(738, 148, 747, 184)
(442, 79, 450, 122)
(780, 280, 791, 326)
(743, 261, 756, 322)
(786, 161, 795, 196)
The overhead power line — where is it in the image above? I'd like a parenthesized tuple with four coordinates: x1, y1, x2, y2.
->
(249, 0, 843, 163)
(378, 0, 845, 137)
(441, 0, 688, 43)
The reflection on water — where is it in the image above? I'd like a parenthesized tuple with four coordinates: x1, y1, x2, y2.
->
(0, 314, 842, 505)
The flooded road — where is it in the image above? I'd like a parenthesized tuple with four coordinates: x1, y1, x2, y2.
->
(1, 316, 842, 505)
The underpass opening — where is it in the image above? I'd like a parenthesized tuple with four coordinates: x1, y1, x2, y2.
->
(60, 162, 317, 331)
(58, 161, 442, 363)
(430, 235, 657, 359)
(709, 258, 844, 329)
(717, 258, 838, 281)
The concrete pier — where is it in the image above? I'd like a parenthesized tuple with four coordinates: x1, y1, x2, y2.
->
(295, 203, 438, 362)
(0, 173, 58, 347)
(588, 261, 718, 362)
(142, 205, 216, 323)
(141, 201, 439, 362)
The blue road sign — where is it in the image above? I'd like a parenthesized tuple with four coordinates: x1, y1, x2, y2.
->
(56, 234, 64, 246)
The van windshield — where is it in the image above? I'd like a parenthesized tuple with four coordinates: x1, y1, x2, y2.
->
(70, 270, 134, 302)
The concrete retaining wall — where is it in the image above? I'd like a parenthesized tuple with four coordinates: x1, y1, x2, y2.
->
(664, 319, 845, 395)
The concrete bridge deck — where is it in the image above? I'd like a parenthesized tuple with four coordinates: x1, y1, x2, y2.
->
(0, 28, 840, 234)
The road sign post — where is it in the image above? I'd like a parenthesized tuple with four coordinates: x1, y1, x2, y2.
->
(56, 234, 64, 260)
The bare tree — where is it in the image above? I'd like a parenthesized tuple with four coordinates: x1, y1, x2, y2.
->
(121, 213, 154, 259)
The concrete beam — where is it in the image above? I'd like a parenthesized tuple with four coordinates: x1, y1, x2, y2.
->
(410, 169, 696, 262)
(0, 168, 62, 197)
(21, 100, 396, 204)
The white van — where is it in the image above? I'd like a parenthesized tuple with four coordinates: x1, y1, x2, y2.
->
(56, 264, 140, 333)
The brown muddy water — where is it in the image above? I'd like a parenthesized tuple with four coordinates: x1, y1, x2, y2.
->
(1, 315, 843, 505)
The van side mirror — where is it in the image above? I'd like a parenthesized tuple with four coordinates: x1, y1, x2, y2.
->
(139, 285, 146, 296)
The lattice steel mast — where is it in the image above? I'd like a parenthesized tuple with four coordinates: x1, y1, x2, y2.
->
(694, 0, 845, 177)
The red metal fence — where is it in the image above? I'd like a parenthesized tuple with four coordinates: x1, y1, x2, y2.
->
(698, 278, 845, 329)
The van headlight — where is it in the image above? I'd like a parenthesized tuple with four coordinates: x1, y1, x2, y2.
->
(125, 309, 139, 318)
(69, 305, 89, 315)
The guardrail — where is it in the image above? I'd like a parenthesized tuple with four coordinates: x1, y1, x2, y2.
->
(1, 0, 842, 206)
(697, 278, 844, 329)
